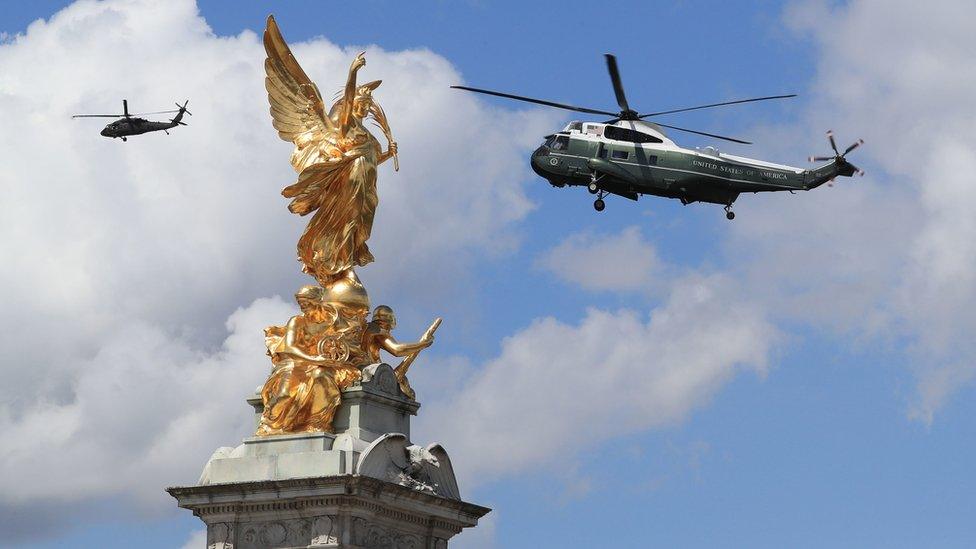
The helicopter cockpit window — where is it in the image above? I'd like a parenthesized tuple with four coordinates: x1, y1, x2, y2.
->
(564, 121, 583, 132)
(551, 135, 570, 151)
(604, 125, 663, 144)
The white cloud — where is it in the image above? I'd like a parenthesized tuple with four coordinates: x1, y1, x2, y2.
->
(534, 226, 663, 293)
(720, 0, 976, 421)
(0, 0, 558, 527)
(181, 529, 207, 549)
(0, 296, 290, 504)
(418, 274, 776, 485)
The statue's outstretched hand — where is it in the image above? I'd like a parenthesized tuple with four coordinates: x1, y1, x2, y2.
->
(352, 51, 366, 71)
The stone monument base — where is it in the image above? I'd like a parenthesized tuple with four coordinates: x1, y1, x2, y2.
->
(168, 364, 489, 548)
(167, 475, 488, 549)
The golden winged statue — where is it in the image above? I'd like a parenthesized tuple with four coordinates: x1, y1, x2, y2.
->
(264, 15, 398, 285)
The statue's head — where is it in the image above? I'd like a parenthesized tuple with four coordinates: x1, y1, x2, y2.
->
(295, 284, 334, 323)
(353, 80, 381, 118)
(371, 305, 396, 330)
(295, 285, 324, 312)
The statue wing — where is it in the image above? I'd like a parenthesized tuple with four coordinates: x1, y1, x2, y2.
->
(264, 15, 337, 174)
(420, 443, 461, 500)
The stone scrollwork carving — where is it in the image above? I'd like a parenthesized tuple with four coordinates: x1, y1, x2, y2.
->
(310, 515, 338, 546)
(352, 518, 423, 549)
(260, 522, 288, 546)
(208, 522, 235, 549)
(360, 363, 403, 397)
(235, 516, 337, 549)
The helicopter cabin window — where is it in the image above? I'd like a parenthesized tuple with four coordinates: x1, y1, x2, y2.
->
(551, 135, 570, 151)
(585, 124, 602, 136)
(604, 125, 663, 144)
(564, 121, 583, 132)
(611, 150, 629, 160)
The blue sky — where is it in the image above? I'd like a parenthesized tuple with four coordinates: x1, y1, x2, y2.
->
(1, 1, 974, 548)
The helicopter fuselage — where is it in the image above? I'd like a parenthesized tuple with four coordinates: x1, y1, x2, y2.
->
(531, 120, 853, 212)
(100, 117, 180, 139)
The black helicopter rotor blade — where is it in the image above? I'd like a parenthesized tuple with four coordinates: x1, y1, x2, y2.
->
(131, 109, 181, 115)
(72, 114, 124, 118)
(653, 122, 752, 145)
(844, 138, 864, 156)
(827, 130, 839, 155)
(605, 54, 631, 114)
(450, 85, 617, 117)
(638, 94, 797, 118)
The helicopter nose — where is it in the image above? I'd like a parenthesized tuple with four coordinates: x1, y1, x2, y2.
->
(100, 127, 111, 137)
(531, 146, 555, 180)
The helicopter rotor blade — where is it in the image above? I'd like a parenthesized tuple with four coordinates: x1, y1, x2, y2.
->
(653, 122, 752, 145)
(843, 138, 864, 156)
(604, 54, 631, 114)
(450, 85, 617, 117)
(827, 130, 839, 155)
(72, 114, 124, 118)
(808, 156, 834, 162)
(638, 94, 797, 118)
(131, 110, 181, 116)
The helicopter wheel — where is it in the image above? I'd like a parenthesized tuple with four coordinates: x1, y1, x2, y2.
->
(594, 198, 605, 212)
(726, 211, 735, 220)
(588, 182, 599, 194)
(121, 137, 127, 142)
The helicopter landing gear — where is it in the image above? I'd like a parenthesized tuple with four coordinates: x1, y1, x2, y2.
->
(724, 204, 735, 220)
(588, 173, 604, 194)
(121, 136, 127, 142)
(593, 188, 609, 212)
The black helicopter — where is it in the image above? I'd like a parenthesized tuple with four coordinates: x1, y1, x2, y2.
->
(453, 56, 862, 219)
(73, 99, 191, 141)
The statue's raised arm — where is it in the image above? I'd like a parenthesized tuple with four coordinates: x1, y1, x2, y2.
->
(339, 53, 366, 138)
(263, 15, 390, 285)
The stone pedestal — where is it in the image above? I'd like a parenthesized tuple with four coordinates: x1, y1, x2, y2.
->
(168, 363, 489, 548)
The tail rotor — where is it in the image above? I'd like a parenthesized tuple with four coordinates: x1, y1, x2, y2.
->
(172, 100, 191, 125)
(808, 130, 864, 186)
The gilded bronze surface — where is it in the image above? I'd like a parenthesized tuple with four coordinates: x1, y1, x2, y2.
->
(364, 309, 439, 400)
(256, 16, 436, 436)
(264, 15, 397, 285)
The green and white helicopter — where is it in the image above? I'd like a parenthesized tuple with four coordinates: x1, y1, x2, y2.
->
(453, 55, 862, 219)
